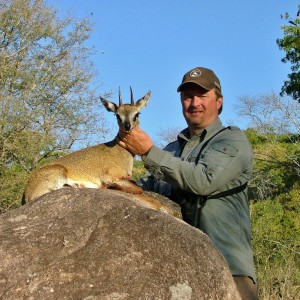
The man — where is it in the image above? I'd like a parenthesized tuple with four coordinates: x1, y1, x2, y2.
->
(117, 67, 258, 300)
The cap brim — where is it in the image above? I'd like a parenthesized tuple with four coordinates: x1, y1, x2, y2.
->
(177, 81, 214, 92)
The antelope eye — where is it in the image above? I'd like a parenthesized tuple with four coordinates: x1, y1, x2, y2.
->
(133, 113, 140, 122)
(116, 114, 121, 122)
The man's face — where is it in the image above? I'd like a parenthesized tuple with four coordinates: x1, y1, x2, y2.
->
(180, 84, 223, 135)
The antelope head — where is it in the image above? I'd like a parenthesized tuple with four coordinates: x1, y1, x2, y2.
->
(100, 87, 151, 132)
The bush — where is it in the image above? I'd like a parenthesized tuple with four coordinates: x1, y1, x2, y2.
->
(251, 187, 300, 299)
(132, 160, 147, 182)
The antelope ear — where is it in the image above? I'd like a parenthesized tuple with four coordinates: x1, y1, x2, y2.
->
(135, 91, 151, 111)
(100, 97, 118, 113)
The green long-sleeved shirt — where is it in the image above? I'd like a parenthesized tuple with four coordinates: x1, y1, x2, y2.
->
(140, 118, 257, 282)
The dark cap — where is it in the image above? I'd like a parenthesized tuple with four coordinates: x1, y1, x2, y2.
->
(177, 67, 222, 93)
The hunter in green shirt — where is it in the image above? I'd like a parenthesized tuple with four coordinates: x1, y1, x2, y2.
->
(117, 67, 258, 300)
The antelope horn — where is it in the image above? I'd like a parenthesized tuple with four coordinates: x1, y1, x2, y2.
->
(130, 86, 134, 105)
(118, 87, 122, 106)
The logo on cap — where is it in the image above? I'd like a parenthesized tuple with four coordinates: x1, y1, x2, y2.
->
(190, 69, 202, 78)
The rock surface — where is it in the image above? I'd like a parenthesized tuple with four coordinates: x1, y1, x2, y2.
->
(0, 188, 241, 299)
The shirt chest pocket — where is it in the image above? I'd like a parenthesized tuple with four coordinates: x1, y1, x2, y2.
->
(211, 142, 238, 157)
(187, 142, 238, 163)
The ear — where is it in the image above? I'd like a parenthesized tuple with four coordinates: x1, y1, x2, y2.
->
(100, 97, 118, 113)
(135, 91, 151, 111)
(216, 96, 223, 111)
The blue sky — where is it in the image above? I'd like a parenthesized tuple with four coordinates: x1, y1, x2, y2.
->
(49, 0, 299, 141)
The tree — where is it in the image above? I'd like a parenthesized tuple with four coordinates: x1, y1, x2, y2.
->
(236, 92, 300, 135)
(154, 126, 181, 148)
(277, 6, 300, 102)
(235, 92, 300, 200)
(0, 0, 110, 211)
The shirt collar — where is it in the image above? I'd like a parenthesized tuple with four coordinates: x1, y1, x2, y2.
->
(203, 118, 223, 140)
(177, 118, 223, 146)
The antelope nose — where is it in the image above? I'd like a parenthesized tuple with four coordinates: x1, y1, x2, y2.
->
(124, 122, 131, 131)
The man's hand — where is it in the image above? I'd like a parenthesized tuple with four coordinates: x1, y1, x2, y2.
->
(116, 127, 154, 156)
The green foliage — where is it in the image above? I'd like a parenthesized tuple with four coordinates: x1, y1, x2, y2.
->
(0, 164, 27, 213)
(245, 129, 300, 201)
(132, 159, 147, 182)
(277, 6, 300, 102)
(244, 128, 268, 146)
(251, 187, 300, 299)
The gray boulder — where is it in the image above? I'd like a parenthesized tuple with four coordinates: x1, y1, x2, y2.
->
(0, 188, 240, 299)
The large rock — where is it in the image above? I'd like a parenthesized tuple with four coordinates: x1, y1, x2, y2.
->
(0, 188, 241, 299)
